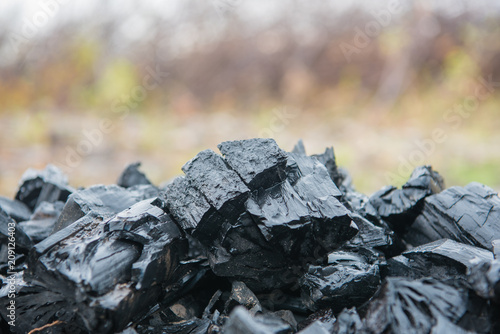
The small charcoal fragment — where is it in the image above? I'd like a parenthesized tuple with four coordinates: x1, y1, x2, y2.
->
(52, 184, 159, 233)
(331, 308, 366, 334)
(224, 281, 262, 315)
(406, 182, 500, 250)
(300, 249, 381, 312)
(117, 162, 152, 188)
(0, 208, 33, 261)
(15, 164, 74, 211)
(369, 165, 444, 233)
(223, 306, 292, 334)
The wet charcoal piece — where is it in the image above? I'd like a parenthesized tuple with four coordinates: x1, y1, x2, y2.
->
(223, 306, 292, 334)
(368, 165, 444, 233)
(26, 197, 186, 332)
(0, 208, 33, 262)
(405, 182, 500, 250)
(218, 138, 287, 189)
(0, 196, 32, 222)
(224, 281, 262, 315)
(162, 176, 223, 244)
(15, 164, 74, 211)
(362, 277, 494, 334)
(300, 249, 381, 312)
(17, 201, 64, 243)
(385, 239, 494, 281)
(0, 272, 86, 334)
(117, 162, 152, 188)
(331, 307, 366, 334)
(468, 259, 500, 302)
(345, 213, 393, 249)
(181, 149, 250, 216)
(52, 184, 159, 233)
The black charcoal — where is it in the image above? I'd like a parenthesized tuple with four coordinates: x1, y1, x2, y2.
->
(1, 208, 33, 261)
(385, 239, 493, 281)
(369, 165, 444, 233)
(25, 197, 186, 332)
(331, 308, 366, 334)
(300, 249, 381, 312)
(218, 138, 287, 188)
(0, 196, 32, 222)
(224, 281, 262, 315)
(362, 277, 494, 334)
(405, 182, 500, 250)
(52, 184, 159, 233)
(117, 162, 152, 188)
(15, 164, 74, 211)
(468, 259, 500, 302)
(17, 201, 64, 243)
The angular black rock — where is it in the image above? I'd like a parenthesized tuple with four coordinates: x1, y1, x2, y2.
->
(468, 259, 500, 303)
(17, 201, 64, 243)
(300, 248, 381, 312)
(405, 182, 500, 250)
(15, 164, 74, 211)
(52, 184, 159, 233)
(223, 306, 292, 334)
(117, 162, 152, 188)
(165, 139, 357, 291)
(297, 308, 336, 333)
(0, 196, 32, 222)
(224, 281, 262, 315)
(25, 197, 186, 332)
(218, 138, 287, 189)
(368, 165, 444, 233)
(362, 277, 494, 334)
(385, 238, 493, 281)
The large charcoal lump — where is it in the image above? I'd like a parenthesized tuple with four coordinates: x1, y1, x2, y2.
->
(23, 197, 186, 332)
(164, 139, 358, 291)
(405, 182, 500, 250)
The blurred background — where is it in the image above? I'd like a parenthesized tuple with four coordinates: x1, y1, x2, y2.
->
(1, 0, 500, 197)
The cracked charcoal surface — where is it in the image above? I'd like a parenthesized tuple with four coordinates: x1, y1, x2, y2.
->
(405, 182, 500, 250)
(1, 139, 500, 334)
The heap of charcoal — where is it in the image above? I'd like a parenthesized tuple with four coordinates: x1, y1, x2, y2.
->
(1, 138, 499, 334)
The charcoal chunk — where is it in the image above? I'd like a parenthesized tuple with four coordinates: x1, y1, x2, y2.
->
(385, 239, 493, 281)
(405, 182, 500, 250)
(362, 277, 493, 334)
(181, 149, 250, 214)
(17, 201, 64, 243)
(52, 184, 159, 233)
(117, 162, 152, 188)
(15, 164, 74, 211)
(0, 196, 32, 222)
(369, 165, 444, 233)
(218, 138, 287, 188)
(223, 306, 292, 334)
(300, 249, 381, 312)
(26, 197, 186, 332)
(468, 259, 500, 302)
